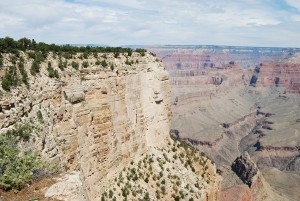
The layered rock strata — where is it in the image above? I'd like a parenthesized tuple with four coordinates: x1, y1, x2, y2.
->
(0, 51, 222, 200)
(149, 46, 300, 201)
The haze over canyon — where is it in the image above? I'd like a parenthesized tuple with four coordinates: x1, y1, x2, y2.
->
(149, 45, 300, 201)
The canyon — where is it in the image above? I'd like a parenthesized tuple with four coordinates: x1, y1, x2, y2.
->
(148, 45, 300, 201)
(0, 48, 221, 200)
(0, 43, 299, 201)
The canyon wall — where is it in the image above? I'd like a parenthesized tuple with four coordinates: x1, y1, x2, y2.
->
(0, 51, 221, 200)
(0, 52, 171, 199)
(149, 46, 300, 201)
(250, 63, 300, 93)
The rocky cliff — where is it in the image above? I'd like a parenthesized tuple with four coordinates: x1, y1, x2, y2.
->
(0, 50, 221, 200)
(230, 152, 289, 201)
(250, 63, 300, 93)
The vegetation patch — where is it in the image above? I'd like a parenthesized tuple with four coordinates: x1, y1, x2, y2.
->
(1, 66, 19, 91)
(0, 124, 41, 191)
(0, 37, 149, 92)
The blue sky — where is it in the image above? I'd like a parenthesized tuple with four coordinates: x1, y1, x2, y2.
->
(0, 0, 300, 47)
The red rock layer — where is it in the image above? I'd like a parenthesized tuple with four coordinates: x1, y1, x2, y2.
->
(222, 185, 251, 201)
(257, 63, 300, 93)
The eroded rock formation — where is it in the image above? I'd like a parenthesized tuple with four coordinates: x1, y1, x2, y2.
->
(149, 46, 300, 201)
(232, 152, 258, 187)
(0, 51, 221, 200)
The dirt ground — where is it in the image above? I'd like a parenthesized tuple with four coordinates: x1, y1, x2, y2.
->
(0, 175, 60, 201)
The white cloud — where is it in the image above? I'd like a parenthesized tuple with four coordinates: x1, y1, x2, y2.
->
(292, 15, 300, 21)
(0, 0, 299, 47)
(285, 0, 300, 10)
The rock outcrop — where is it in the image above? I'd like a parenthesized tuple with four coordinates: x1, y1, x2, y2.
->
(231, 152, 289, 201)
(231, 152, 258, 187)
(45, 172, 85, 201)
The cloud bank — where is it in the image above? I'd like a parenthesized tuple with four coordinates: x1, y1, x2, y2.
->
(0, 0, 299, 47)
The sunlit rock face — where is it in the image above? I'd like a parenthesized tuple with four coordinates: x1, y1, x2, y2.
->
(1, 51, 223, 200)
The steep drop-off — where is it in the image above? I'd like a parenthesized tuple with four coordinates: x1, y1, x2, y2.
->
(150, 46, 300, 201)
(0, 50, 221, 200)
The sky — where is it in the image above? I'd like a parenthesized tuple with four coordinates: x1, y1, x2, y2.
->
(0, 0, 300, 47)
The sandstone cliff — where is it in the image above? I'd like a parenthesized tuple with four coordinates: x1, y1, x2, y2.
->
(0, 50, 221, 200)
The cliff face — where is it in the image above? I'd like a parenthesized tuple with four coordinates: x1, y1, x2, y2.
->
(0, 52, 170, 198)
(75, 62, 172, 200)
(232, 152, 258, 187)
(73, 66, 171, 199)
(0, 51, 221, 200)
(250, 63, 300, 93)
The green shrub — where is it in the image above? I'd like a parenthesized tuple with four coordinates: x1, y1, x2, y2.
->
(144, 192, 150, 201)
(34, 52, 45, 63)
(82, 61, 89, 68)
(1, 76, 11, 91)
(62, 52, 72, 59)
(95, 60, 101, 65)
(18, 61, 28, 85)
(127, 49, 132, 56)
(71, 61, 79, 70)
(47, 66, 59, 79)
(83, 52, 88, 59)
(0, 124, 41, 191)
(161, 185, 166, 194)
(9, 55, 17, 65)
(101, 60, 108, 68)
(0, 151, 40, 191)
(1, 66, 18, 91)
(58, 59, 67, 71)
(114, 51, 119, 58)
(27, 51, 36, 59)
(135, 48, 146, 56)
(30, 61, 40, 75)
(63, 91, 68, 100)
(36, 110, 44, 123)
(109, 190, 113, 198)
(12, 123, 32, 142)
(80, 74, 85, 81)
(150, 52, 156, 57)
(0, 37, 134, 56)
